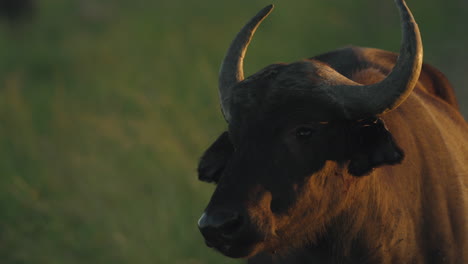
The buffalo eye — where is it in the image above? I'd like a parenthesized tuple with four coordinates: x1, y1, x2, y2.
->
(295, 127, 316, 139)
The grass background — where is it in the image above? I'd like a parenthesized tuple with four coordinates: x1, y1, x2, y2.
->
(0, 0, 466, 263)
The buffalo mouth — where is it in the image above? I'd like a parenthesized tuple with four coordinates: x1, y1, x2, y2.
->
(200, 226, 265, 258)
(205, 239, 261, 258)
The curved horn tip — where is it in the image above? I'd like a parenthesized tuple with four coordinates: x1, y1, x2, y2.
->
(264, 4, 275, 12)
(394, 0, 405, 7)
(394, 0, 409, 9)
(394, 0, 417, 21)
(256, 4, 275, 20)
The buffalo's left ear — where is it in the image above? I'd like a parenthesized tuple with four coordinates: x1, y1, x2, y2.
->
(348, 119, 404, 176)
(198, 131, 234, 183)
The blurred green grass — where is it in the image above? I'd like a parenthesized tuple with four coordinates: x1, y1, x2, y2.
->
(0, 0, 466, 263)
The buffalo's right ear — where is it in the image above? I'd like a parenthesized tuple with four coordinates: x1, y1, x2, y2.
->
(198, 131, 234, 184)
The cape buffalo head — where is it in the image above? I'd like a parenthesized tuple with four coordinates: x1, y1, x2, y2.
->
(197, 0, 422, 258)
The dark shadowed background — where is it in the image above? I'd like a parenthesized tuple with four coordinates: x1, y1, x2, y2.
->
(0, 0, 466, 263)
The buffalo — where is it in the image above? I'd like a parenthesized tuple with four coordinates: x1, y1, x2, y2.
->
(197, 0, 468, 263)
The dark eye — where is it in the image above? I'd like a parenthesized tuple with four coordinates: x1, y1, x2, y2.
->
(296, 127, 316, 139)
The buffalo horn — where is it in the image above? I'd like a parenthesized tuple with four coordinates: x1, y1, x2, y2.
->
(218, 5, 274, 122)
(330, 0, 423, 119)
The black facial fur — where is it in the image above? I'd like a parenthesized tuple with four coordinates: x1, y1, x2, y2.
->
(198, 132, 234, 183)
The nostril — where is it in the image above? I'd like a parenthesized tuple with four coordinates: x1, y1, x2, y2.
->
(198, 210, 244, 237)
(218, 213, 243, 236)
(211, 211, 239, 228)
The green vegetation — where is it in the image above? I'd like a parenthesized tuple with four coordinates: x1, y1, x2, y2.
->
(0, 0, 465, 263)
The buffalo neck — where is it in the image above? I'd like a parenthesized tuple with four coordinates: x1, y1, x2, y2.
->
(318, 168, 422, 263)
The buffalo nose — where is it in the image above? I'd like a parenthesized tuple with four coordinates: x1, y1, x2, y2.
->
(198, 210, 244, 237)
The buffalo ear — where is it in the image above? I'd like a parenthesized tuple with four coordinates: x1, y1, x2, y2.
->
(198, 131, 234, 183)
(348, 119, 404, 177)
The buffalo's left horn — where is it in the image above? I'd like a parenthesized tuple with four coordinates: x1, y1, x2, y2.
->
(331, 0, 423, 119)
(218, 5, 274, 122)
